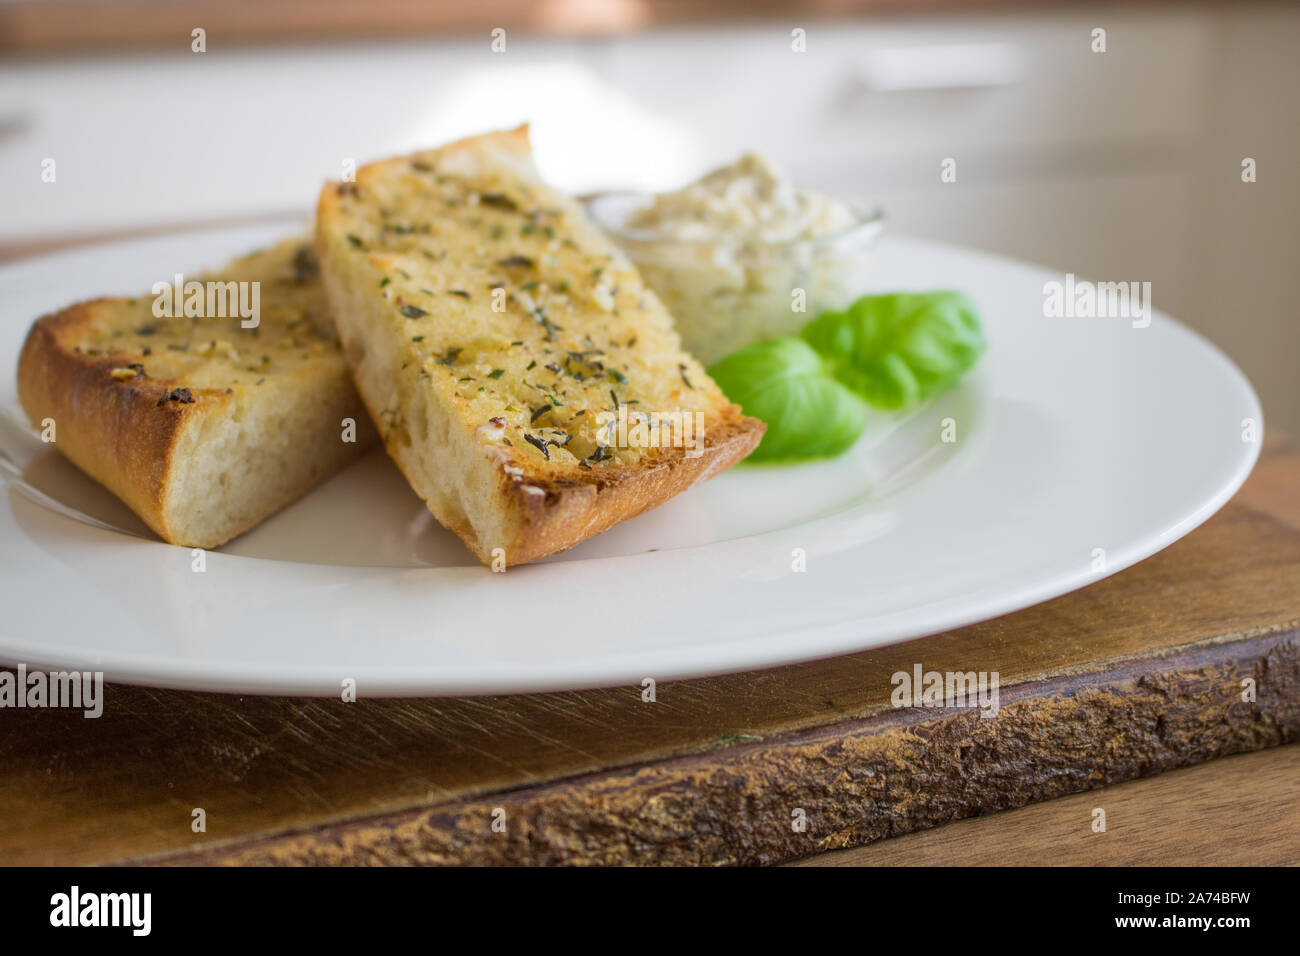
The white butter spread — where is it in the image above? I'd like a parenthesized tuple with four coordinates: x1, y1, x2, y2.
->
(627, 153, 858, 244)
(607, 155, 878, 365)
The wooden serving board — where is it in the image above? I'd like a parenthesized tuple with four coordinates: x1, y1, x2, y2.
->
(1, 488, 1297, 866)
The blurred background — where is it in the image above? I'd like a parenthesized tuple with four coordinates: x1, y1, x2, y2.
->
(1, 0, 1297, 433)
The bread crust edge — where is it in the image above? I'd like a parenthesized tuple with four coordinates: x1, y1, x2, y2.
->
(17, 300, 191, 543)
(494, 412, 765, 566)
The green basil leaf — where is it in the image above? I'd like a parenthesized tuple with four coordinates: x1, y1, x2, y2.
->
(708, 338, 866, 462)
(801, 291, 986, 410)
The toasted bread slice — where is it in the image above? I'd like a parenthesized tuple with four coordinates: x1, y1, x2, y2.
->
(316, 126, 764, 566)
(16, 238, 376, 549)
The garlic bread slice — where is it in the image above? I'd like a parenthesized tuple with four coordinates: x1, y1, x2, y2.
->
(16, 238, 376, 548)
(316, 126, 764, 567)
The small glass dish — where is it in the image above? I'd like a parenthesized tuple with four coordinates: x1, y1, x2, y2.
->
(584, 191, 885, 366)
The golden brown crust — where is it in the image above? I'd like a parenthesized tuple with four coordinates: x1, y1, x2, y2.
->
(16, 299, 198, 542)
(495, 413, 762, 565)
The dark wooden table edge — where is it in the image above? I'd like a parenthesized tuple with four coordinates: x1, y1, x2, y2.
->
(131, 621, 1300, 866)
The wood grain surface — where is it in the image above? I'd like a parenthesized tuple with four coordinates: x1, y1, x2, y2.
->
(792, 742, 1300, 866)
(0, 487, 1296, 864)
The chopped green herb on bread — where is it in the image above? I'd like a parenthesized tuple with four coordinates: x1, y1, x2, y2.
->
(316, 126, 763, 567)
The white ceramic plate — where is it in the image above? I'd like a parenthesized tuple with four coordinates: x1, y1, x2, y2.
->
(0, 221, 1261, 695)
